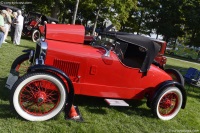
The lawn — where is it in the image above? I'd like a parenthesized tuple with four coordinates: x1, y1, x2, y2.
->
(0, 37, 200, 133)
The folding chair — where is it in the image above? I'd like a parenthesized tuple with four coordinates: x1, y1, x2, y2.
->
(183, 67, 200, 91)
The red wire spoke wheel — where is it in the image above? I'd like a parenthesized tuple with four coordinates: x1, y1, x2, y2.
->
(152, 86, 182, 120)
(20, 79, 60, 116)
(11, 72, 67, 121)
(158, 92, 178, 116)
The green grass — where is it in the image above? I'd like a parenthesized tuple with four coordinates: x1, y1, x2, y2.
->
(0, 37, 200, 133)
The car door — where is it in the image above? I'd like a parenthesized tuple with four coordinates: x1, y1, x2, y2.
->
(80, 46, 157, 99)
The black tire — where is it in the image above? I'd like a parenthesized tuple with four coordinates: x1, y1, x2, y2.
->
(10, 72, 67, 121)
(152, 86, 183, 120)
(32, 30, 40, 42)
(11, 54, 30, 77)
(165, 68, 185, 86)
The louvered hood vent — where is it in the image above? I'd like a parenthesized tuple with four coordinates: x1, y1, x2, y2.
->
(53, 59, 80, 80)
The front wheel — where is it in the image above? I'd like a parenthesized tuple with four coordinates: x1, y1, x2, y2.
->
(32, 30, 40, 42)
(152, 86, 183, 120)
(10, 72, 67, 121)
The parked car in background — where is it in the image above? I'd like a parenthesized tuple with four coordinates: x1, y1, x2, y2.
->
(6, 24, 186, 121)
(23, 12, 58, 42)
(150, 39, 167, 69)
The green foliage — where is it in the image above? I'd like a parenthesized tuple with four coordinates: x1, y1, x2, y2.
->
(110, 0, 137, 29)
(7, 0, 200, 46)
(182, 0, 200, 46)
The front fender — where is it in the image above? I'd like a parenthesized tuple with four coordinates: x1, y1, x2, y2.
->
(150, 80, 187, 109)
(27, 65, 74, 117)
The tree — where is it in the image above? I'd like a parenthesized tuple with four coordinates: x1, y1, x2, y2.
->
(122, 0, 160, 35)
(110, 0, 137, 30)
(182, 0, 200, 47)
(80, 0, 114, 35)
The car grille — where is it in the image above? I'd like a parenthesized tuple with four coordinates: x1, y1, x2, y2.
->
(53, 59, 80, 79)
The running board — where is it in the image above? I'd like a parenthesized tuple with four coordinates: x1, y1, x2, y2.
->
(104, 99, 129, 106)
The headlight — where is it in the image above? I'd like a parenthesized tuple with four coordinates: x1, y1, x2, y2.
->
(34, 39, 47, 65)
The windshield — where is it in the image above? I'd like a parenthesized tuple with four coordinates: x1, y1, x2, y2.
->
(93, 35, 115, 50)
(92, 35, 128, 61)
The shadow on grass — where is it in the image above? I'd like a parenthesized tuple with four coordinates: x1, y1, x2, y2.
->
(0, 104, 17, 119)
(186, 87, 200, 101)
(73, 95, 153, 118)
(0, 77, 16, 119)
(15, 44, 35, 50)
(113, 100, 153, 118)
(0, 77, 10, 101)
(3, 38, 35, 50)
(21, 36, 31, 40)
(74, 96, 108, 115)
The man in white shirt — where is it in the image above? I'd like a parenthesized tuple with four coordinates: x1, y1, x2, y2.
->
(13, 10, 24, 45)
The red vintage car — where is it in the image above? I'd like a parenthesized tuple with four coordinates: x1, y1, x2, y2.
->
(23, 12, 58, 42)
(6, 24, 186, 121)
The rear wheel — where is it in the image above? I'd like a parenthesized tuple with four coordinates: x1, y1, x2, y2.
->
(10, 72, 67, 121)
(32, 30, 40, 42)
(152, 86, 182, 120)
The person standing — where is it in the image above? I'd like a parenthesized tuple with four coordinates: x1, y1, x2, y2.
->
(13, 10, 24, 45)
(0, 10, 6, 47)
(10, 12, 17, 42)
(3, 8, 12, 43)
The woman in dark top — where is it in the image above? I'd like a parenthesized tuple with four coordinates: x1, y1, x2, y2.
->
(11, 12, 17, 42)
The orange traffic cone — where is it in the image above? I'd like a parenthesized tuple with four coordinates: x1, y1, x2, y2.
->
(68, 105, 79, 119)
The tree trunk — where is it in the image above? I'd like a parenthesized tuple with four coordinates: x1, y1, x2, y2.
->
(190, 29, 196, 46)
(92, 9, 100, 35)
(72, 0, 80, 24)
(51, 2, 59, 19)
(173, 38, 177, 50)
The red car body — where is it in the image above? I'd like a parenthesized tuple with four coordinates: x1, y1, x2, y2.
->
(44, 25, 170, 99)
(7, 24, 186, 121)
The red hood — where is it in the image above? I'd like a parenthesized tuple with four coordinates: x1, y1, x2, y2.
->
(45, 24, 85, 44)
